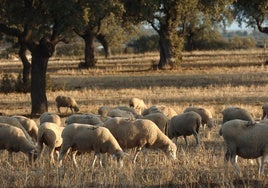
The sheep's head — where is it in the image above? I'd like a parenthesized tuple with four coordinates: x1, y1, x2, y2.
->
(166, 143, 177, 160)
(28, 148, 39, 163)
(74, 106, 79, 113)
(113, 150, 127, 168)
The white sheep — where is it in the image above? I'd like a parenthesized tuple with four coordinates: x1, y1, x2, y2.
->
(0, 116, 34, 144)
(261, 103, 268, 120)
(107, 108, 136, 120)
(98, 105, 140, 118)
(65, 113, 103, 126)
(140, 112, 169, 134)
(129, 97, 148, 115)
(142, 105, 177, 119)
(183, 106, 216, 139)
(222, 107, 254, 124)
(12, 115, 38, 142)
(103, 117, 177, 163)
(58, 123, 125, 168)
(0, 123, 38, 163)
(55, 95, 79, 114)
(37, 122, 64, 165)
(167, 111, 202, 147)
(219, 119, 268, 175)
(40, 112, 61, 126)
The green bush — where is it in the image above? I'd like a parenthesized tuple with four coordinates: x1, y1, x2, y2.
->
(0, 73, 54, 94)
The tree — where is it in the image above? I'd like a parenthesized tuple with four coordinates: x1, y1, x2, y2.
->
(233, 0, 268, 34)
(123, 0, 234, 69)
(74, 0, 125, 68)
(0, 0, 83, 115)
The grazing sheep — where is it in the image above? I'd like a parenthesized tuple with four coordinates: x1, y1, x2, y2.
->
(108, 108, 136, 120)
(0, 116, 34, 144)
(183, 106, 216, 139)
(142, 105, 177, 119)
(65, 113, 103, 126)
(219, 119, 268, 175)
(12, 115, 38, 142)
(55, 95, 79, 114)
(0, 123, 38, 163)
(58, 123, 125, 168)
(37, 122, 64, 165)
(140, 112, 169, 134)
(40, 112, 61, 126)
(222, 107, 254, 124)
(98, 106, 140, 119)
(129, 97, 148, 115)
(103, 117, 177, 163)
(261, 103, 268, 120)
(167, 112, 202, 147)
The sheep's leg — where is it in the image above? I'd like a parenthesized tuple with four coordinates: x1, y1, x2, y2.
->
(183, 135, 188, 147)
(49, 148, 55, 165)
(71, 151, 78, 168)
(230, 154, 240, 175)
(193, 131, 200, 146)
(8, 151, 13, 164)
(92, 154, 98, 168)
(100, 154, 107, 168)
(57, 106, 61, 114)
(58, 147, 70, 166)
(133, 147, 142, 164)
(258, 154, 267, 175)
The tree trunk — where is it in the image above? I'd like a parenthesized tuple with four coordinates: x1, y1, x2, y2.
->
(30, 38, 55, 115)
(18, 45, 31, 92)
(158, 32, 174, 69)
(96, 33, 111, 58)
(79, 30, 96, 68)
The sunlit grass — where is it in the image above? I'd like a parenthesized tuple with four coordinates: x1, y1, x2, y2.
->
(0, 49, 268, 187)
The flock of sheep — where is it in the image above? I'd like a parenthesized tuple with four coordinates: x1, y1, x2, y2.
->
(0, 95, 268, 176)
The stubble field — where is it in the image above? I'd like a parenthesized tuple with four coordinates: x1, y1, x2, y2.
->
(0, 49, 268, 187)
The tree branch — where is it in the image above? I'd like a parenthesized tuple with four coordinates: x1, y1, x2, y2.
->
(256, 18, 268, 34)
(0, 24, 21, 37)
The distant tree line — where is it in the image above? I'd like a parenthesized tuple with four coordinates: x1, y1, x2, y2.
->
(0, 0, 267, 115)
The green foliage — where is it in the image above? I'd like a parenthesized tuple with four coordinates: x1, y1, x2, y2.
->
(0, 73, 55, 94)
(128, 35, 159, 53)
(228, 36, 256, 49)
(0, 73, 29, 93)
(56, 43, 84, 57)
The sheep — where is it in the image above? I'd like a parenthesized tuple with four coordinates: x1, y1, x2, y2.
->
(219, 119, 268, 175)
(0, 123, 38, 163)
(12, 115, 38, 142)
(55, 95, 79, 114)
(103, 117, 177, 163)
(40, 112, 61, 126)
(222, 107, 254, 124)
(99, 105, 140, 117)
(140, 112, 169, 134)
(58, 123, 125, 168)
(107, 108, 136, 120)
(129, 97, 148, 115)
(167, 111, 202, 147)
(183, 106, 216, 139)
(0, 116, 34, 144)
(37, 122, 64, 165)
(142, 105, 177, 119)
(261, 103, 268, 120)
(65, 113, 103, 126)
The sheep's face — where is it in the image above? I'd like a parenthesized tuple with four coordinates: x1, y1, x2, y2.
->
(113, 151, 125, 168)
(28, 149, 38, 163)
(74, 107, 79, 113)
(166, 144, 177, 160)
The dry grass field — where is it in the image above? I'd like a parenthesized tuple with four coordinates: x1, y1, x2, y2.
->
(0, 49, 268, 187)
